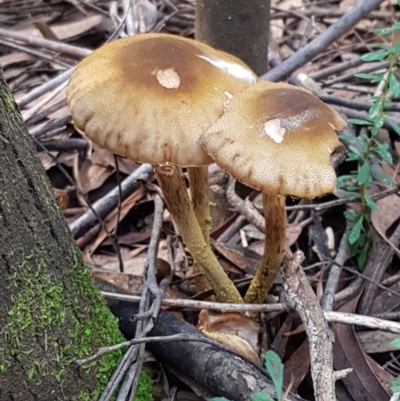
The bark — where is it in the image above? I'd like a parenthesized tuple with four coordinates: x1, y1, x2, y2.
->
(195, 0, 271, 75)
(0, 69, 125, 399)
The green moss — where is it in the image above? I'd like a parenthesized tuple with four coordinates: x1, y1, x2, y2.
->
(135, 369, 153, 401)
(5, 93, 14, 111)
(4, 249, 153, 400)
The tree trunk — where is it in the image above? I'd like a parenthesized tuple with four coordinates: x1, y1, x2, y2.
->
(0, 69, 125, 399)
(195, 0, 271, 75)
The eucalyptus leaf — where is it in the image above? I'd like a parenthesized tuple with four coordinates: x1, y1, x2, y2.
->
(251, 392, 275, 401)
(375, 22, 400, 35)
(347, 118, 372, 126)
(361, 51, 389, 62)
(357, 162, 370, 185)
(389, 72, 400, 97)
(391, 379, 400, 393)
(364, 193, 378, 212)
(264, 351, 284, 401)
(349, 215, 364, 244)
(357, 239, 369, 269)
(373, 140, 393, 163)
(387, 119, 400, 136)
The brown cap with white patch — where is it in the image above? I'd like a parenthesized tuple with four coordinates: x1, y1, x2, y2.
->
(200, 81, 346, 198)
(67, 33, 257, 167)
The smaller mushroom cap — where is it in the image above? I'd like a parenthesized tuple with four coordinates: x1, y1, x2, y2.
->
(200, 81, 346, 199)
(67, 33, 257, 168)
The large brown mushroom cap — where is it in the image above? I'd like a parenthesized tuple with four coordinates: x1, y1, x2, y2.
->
(200, 81, 346, 199)
(67, 33, 257, 167)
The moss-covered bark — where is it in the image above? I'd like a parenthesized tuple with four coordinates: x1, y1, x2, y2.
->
(0, 69, 146, 399)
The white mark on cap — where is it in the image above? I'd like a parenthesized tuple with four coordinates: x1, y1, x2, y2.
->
(261, 119, 286, 143)
(156, 68, 180, 89)
(223, 91, 233, 109)
(197, 54, 256, 85)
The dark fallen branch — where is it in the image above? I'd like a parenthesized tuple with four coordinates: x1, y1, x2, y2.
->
(97, 279, 305, 401)
(108, 298, 305, 401)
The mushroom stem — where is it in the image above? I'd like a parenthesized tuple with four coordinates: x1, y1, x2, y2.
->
(188, 166, 214, 296)
(155, 167, 243, 304)
(244, 193, 286, 304)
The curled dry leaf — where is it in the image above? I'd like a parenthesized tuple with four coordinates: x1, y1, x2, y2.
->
(200, 328, 259, 363)
(197, 309, 261, 362)
(371, 193, 400, 255)
(333, 293, 392, 400)
(53, 187, 69, 210)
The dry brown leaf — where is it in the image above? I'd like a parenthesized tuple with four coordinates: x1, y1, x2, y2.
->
(371, 194, 400, 256)
(54, 188, 69, 210)
(211, 239, 259, 274)
(83, 187, 146, 257)
(200, 329, 259, 363)
(333, 294, 391, 400)
(0, 52, 32, 67)
(18, 14, 105, 41)
(88, 246, 148, 274)
(92, 269, 185, 300)
(371, 194, 400, 235)
(197, 309, 260, 352)
(272, 314, 293, 357)
(286, 223, 302, 248)
(93, 146, 139, 175)
(93, 270, 144, 294)
(357, 330, 400, 354)
(39, 151, 57, 170)
(76, 151, 116, 194)
(283, 338, 310, 391)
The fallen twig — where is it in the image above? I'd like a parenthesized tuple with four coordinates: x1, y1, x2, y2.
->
(261, 0, 386, 81)
(281, 251, 335, 401)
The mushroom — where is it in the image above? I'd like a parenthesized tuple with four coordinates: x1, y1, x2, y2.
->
(200, 81, 346, 303)
(67, 33, 257, 303)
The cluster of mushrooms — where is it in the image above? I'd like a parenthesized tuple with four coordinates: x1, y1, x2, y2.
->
(67, 33, 345, 305)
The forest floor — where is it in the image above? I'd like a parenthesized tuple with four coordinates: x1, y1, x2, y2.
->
(1, 0, 400, 400)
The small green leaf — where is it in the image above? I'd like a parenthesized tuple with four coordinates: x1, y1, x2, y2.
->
(251, 392, 275, 401)
(344, 210, 358, 221)
(368, 99, 383, 119)
(391, 379, 400, 393)
(264, 350, 284, 401)
(373, 171, 396, 184)
(357, 239, 369, 269)
(387, 119, 400, 136)
(357, 162, 370, 185)
(349, 215, 364, 244)
(375, 22, 400, 35)
(355, 72, 380, 81)
(361, 51, 389, 62)
(364, 193, 378, 212)
(339, 133, 358, 142)
(389, 72, 400, 97)
(347, 118, 372, 126)
(371, 73, 386, 83)
(348, 145, 362, 156)
(342, 191, 361, 201)
(391, 338, 400, 349)
(373, 140, 393, 164)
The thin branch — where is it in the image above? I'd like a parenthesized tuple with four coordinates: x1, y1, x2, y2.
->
(261, 0, 386, 81)
(281, 251, 335, 401)
(101, 291, 400, 334)
(70, 164, 154, 239)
